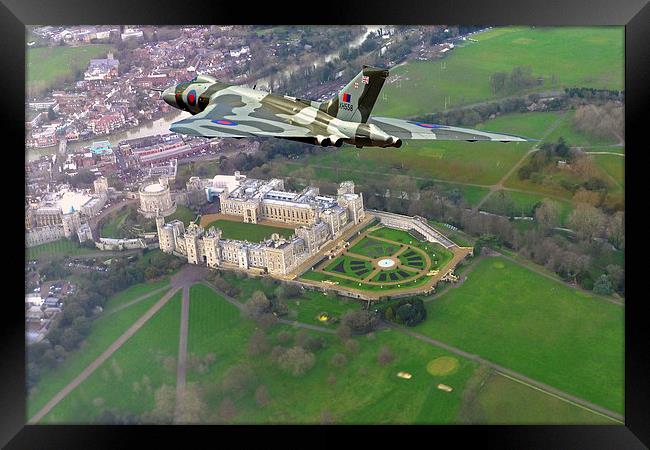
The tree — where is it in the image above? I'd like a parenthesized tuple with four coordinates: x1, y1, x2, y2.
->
(255, 384, 270, 407)
(221, 364, 255, 396)
(340, 310, 379, 335)
(330, 353, 347, 368)
(593, 274, 613, 295)
(247, 329, 270, 356)
(276, 346, 316, 376)
(176, 383, 207, 423)
(606, 264, 624, 291)
(377, 345, 394, 366)
(218, 397, 237, 421)
(243, 291, 271, 319)
(568, 204, 606, 242)
(143, 384, 176, 423)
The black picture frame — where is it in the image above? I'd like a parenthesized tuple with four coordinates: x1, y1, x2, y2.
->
(3, 0, 647, 447)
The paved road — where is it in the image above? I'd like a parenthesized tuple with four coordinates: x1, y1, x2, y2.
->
(389, 323, 624, 423)
(173, 285, 191, 423)
(28, 286, 182, 424)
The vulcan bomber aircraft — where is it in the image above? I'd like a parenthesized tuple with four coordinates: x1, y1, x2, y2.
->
(161, 65, 532, 148)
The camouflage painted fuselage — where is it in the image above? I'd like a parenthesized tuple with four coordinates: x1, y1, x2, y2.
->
(162, 67, 531, 148)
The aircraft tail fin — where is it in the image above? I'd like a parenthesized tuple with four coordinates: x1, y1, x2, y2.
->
(317, 65, 389, 123)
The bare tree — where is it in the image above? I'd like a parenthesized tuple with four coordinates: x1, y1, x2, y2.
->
(247, 329, 270, 356)
(377, 345, 394, 366)
(255, 385, 270, 407)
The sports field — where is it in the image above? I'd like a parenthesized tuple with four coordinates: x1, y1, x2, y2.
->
(39, 291, 182, 423)
(373, 27, 624, 118)
(414, 256, 624, 413)
(460, 371, 618, 424)
(204, 219, 294, 242)
(27, 44, 114, 95)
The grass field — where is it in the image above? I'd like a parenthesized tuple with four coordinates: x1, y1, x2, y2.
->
(287, 290, 363, 326)
(205, 219, 293, 242)
(593, 154, 624, 189)
(373, 27, 623, 118)
(481, 190, 574, 224)
(40, 291, 182, 423)
(543, 109, 621, 148)
(185, 286, 479, 424)
(27, 239, 95, 260)
(167, 205, 199, 226)
(462, 371, 618, 424)
(27, 44, 114, 95)
(29, 284, 171, 420)
(100, 208, 130, 238)
(476, 111, 564, 140)
(414, 256, 623, 413)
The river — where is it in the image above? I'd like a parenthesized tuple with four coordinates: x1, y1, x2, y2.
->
(26, 110, 191, 163)
(255, 25, 383, 90)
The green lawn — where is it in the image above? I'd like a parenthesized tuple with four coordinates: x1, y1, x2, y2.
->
(185, 286, 479, 424)
(544, 109, 621, 147)
(592, 154, 624, 189)
(28, 285, 171, 420)
(414, 256, 624, 413)
(27, 44, 114, 95)
(205, 219, 293, 242)
(167, 205, 199, 226)
(27, 239, 95, 260)
(368, 228, 454, 269)
(40, 291, 182, 423)
(373, 26, 623, 118)
(100, 208, 130, 238)
(476, 111, 564, 140)
(287, 290, 363, 326)
(462, 372, 619, 424)
(348, 236, 402, 259)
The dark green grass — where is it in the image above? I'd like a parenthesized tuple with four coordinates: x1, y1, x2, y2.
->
(184, 287, 479, 423)
(27, 44, 115, 94)
(28, 286, 170, 419)
(348, 237, 402, 259)
(167, 205, 199, 226)
(413, 256, 623, 413)
(27, 239, 96, 260)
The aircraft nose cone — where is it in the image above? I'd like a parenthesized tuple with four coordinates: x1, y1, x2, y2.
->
(162, 86, 176, 107)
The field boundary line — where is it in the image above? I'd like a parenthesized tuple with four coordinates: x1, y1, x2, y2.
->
(496, 372, 623, 424)
(387, 323, 623, 422)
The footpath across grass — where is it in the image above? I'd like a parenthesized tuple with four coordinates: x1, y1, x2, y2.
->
(413, 256, 624, 414)
(39, 291, 182, 423)
(28, 285, 171, 420)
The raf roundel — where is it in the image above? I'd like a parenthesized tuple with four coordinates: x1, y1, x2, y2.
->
(413, 122, 443, 129)
(187, 89, 197, 106)
(211, 119, 238, 126)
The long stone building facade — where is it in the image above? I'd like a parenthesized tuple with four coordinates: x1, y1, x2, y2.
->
(156, 175, 365, 276)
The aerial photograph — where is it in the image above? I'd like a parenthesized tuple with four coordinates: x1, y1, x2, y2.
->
(25, 25, 624, 425)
